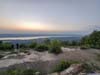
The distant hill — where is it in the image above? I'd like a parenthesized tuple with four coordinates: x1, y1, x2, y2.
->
(0, 34, 82, 38)
(0, 34, 82, 44)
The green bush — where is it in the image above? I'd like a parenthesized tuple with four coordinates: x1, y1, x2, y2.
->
(22, 69, 36, 75)
(0, 41, 2, 44)
(96, 53, 100, 61)
(71, 40, 80, 46)
(81, 31, 100, 49)
(29, 42, 37, 49)
(0, 69, 38, 75)
(53, 60, 79, 72)
(20, 44, 28, 49)
(49, 46, 61, 54)
(53, 61, 70, 72)
(53, 61, 78, 72)
(35, 44, 49, 52)
(80, 45, 90, 49)
(49, 40, 62, 54)
(44, 38, 50, 45)
(62, 40, 80, 47)
(0, 43, 14, 51)
(82, 63, 96, 73)
(0, 55, 4, 59)
(62, 41, 70, 46)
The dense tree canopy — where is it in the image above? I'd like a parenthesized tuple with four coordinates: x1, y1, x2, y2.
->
(81, 31, 100, 49)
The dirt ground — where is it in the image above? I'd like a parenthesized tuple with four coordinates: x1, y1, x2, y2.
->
(0, 48, 100, 74)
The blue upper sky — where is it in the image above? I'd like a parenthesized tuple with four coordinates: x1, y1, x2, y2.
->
(0, 0, 100, 35)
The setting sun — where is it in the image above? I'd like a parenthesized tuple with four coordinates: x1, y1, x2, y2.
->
(18, 21, 49, 31)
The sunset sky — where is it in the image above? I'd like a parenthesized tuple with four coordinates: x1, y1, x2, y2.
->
(0, 0, 100, 34)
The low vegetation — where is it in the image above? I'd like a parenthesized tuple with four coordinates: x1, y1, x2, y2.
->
(20, 44, 29, 49)
(0, 69, 39, 75)
(49, 40, 62, 54)
(61, 30, 100, 49)
(62, 40, 80, 47)
(29, 42, 37, 49)
(0, 55, 4, 59)
(53, 60, 79, 72)
(0, 31, 100, 53)
(35, 44, 49, 52)
(0, 42, 14, 51)
(83, 62, 100, 73)
(80, 31, 100, 49)
(0, 31, 100, 75)
(96, 53, 100, 61)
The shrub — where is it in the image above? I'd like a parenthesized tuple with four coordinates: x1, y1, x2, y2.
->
(0, 69, 38, 75)
(71, 40, 79, 46)
(22, 69, 36, 75)
(0, 55, 4, 59)
(96, 53, 100, 61)
(62, 40, 80, 47)
(0, 41, 2, 44)
(35, 44, 48, 52)
(49, 46, 61, 54)
(44, 38, 50, 45)
(0, 43, 14, 51)
(62, 41, 70, 46)
(82, 63, 95, 73)
(29, 42, 37, 49)
(80, 45, 90, 49)
(53, 61, 71, 72)
(80, 31, 100, 49)
(53, 60, 79, 72)
(49, 40, 62, 54)
(20, 44, 28, 49)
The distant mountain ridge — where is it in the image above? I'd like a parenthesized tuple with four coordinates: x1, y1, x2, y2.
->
(0, 34, 82, 38)
(0, 34, 82, 45)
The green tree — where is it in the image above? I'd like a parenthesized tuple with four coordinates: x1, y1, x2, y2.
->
(81, 31, 100, 49)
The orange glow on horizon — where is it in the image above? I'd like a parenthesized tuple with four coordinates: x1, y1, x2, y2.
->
(0, 18, 88, 33)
